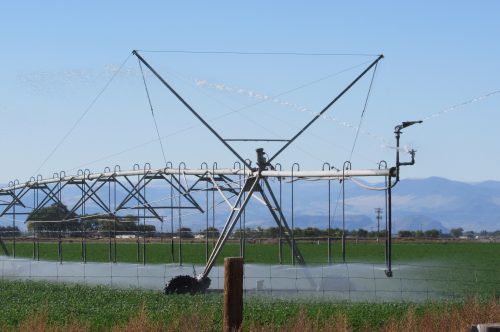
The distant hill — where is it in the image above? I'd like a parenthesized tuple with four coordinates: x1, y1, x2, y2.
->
(285, 176, 500, 232)
(390, 177, 500, 231)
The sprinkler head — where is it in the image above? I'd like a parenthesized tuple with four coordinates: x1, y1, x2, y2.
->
(256, 148, 267, 171)
(395, 120, 423, 133)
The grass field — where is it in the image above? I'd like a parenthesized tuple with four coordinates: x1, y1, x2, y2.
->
(1, 279, 499, 331)
(5, 239, 390, 264)
(4, 239, 500, 267)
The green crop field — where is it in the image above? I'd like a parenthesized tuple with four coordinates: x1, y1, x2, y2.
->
(1, 279, 497, 331)
(4, 239, 390, 264)
(3, 239, 500, 267)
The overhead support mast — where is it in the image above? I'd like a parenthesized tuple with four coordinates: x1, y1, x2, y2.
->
(129, 51, 418, 292)
(132, 50, 383, 170)
(131, 50, 387, 287)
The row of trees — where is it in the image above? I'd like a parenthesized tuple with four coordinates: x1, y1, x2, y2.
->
(202, 227, 499, 240)
(448, 227, 500, 238)
(222, 227, 385, 239)
(398, 228, 500, 239)
(6, 203, 496, 240)
(0, 226, 21, 237)
(26, 203, 156, 238)
(398, 229, 441, 238)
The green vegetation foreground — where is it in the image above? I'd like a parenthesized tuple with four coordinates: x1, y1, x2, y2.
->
(1, 280, 499, 331)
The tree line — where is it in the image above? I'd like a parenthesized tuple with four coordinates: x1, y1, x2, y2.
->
(4, 203, 499, 240)
(231, 227, 386, 239)
(0, 226, 21, 237)
(398, 228, 500, 239)
(25, 203, 155, 238)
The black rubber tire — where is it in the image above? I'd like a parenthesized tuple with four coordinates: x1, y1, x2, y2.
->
(164, 275, 211, 295)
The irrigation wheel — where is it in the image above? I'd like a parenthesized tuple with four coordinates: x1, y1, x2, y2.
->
(164, 275, 211, 295)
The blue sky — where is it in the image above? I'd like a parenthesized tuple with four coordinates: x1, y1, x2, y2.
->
(1, 1, 499, 183)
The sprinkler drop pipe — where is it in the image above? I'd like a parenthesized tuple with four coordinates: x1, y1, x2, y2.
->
(394, 120, 422, 182)
(385, 120, 422, 278)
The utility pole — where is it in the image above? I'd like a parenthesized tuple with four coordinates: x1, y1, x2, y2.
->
(375, 208, 383, 243)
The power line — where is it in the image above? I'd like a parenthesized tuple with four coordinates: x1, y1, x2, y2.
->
(375, 207, 383, 243)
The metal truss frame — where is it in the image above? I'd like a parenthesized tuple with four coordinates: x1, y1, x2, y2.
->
(0, 49, 422, 285)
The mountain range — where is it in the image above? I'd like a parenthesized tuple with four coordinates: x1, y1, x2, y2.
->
(2, 177, 499, 233)
(281, 177, 500, 233)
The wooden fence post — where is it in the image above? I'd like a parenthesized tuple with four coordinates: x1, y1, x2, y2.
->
(224, 257, 244, 332)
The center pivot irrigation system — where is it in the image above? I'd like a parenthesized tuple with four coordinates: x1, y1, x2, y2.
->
(130, 51, 421, 293)
(0, 51, 422, 294)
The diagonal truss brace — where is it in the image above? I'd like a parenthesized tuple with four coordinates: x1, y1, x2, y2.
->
(0, 187, 29, 217)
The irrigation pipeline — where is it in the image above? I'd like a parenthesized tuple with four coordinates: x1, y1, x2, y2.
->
(0, 162, 397, 278)
(0, 167, 392, 192)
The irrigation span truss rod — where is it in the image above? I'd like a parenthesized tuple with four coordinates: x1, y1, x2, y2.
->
(0, 168, 392, 192)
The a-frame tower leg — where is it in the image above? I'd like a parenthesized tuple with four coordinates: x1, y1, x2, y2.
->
(202, 175, 262, 277)
(260, 177, 305, 265)
(201, 174, 308, 279)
